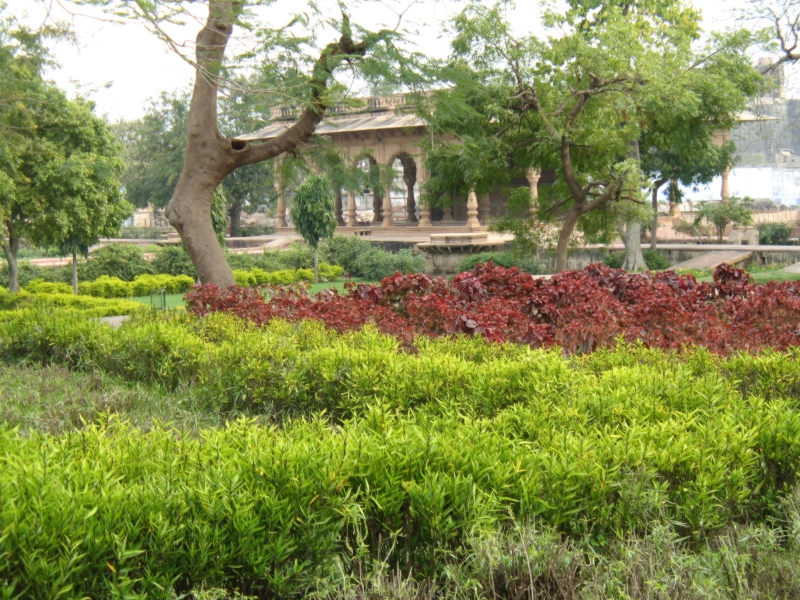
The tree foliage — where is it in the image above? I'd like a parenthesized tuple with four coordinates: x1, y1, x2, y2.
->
(694, 197, 754, 242)
(421, 0, 760, 271)
(290, 174, 336, 282)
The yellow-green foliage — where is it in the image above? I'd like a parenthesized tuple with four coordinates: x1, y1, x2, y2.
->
(234, 264, 342, 287)
(0, 291, 143, 316)
(319, 263, 344, 280)
(0, 311, 799, 596)
(232, 269, 256, 287)
(295, 267, 314, 282)
(131, 274, 194, 296)
(23, 279, 73, 295)
(78, 275, 134, 298)
(78, 274, 195, 298)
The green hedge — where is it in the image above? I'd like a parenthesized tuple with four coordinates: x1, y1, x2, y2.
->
(22, 279, 73, 294)
(0, 292, 144, 316)
(78, 274, 195, 298)
(0, 311, 800, 595)
(232, 264, 344, 287)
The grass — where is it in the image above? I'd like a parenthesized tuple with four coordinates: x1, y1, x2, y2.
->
(691, 269, 800, 283)
(0, 363, 223, 435)
(130, 278, 375, 308)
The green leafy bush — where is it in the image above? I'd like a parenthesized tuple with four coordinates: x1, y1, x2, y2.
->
(0, 292, 142, 316)
(759, 222, 793, 246)
(458, 251, 547, 274)
(131, 274, 195, 296)
(80, 243, 154, 282)
(0, 261, 71, 288)
(321, 235, 373, 274)
(232, 269, 256, 287)
(151, 244, 196, 278)
(0, 311, 800, 596)
(318, 263, 344, 280)
(642, 249, 671, 270)
(78, 275, 134, 298)
(23, 279, 73, 294)
(226, 252, 256, 271)
(359, 247, 424, 280)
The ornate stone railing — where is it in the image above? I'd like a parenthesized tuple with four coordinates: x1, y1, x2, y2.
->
(269, 93, 412, 121)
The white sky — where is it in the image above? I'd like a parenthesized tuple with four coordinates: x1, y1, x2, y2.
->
(6, 0, 796, 122)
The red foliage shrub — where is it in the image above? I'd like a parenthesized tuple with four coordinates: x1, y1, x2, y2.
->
(184, 262, 800, 354)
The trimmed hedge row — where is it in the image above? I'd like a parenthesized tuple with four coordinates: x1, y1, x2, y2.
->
(232, 263, 344, 287)
(0, 292, 144, 317)
(78, 274, 196, 298)
(0, 311, 799, 596)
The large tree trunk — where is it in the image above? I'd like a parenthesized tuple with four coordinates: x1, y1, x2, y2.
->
(2, 234, 20, 293)
(229, 198, 243, 237)
(621, 139, 646, 269)
(650, 180, 666, 251)
(165, 0, 368, 287)
(620, 222, 647, 271)
(72, 250, 79, 294)
(555, 208, 582, 272)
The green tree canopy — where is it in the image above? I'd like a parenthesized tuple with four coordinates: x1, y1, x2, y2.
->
(420, 0, 760, 271)
(290, 174, 336, 283)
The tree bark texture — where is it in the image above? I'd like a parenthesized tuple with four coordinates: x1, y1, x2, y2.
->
(620, 222, 647, 271)
(72, 251, 79, 295)
(1, 234, 20, 293)
(165, 0, 367, 287)
(650, 179, 666, 251)
(555, 207, 581, 272)
(621, 140, 646, 270)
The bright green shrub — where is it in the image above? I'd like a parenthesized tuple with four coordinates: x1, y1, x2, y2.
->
(0, 292, 142, 316)
(318, 263, 344, 280)
(264, 269, 296, 285)
(22, 279, 72, 294)
(131, 274, 195, 296)
(252, 250, 293, 272)
(79, 275, 134, 298)
(295, 267, 315, 282)
(232, 270, 256, 287)
(1, 312, 800, 596)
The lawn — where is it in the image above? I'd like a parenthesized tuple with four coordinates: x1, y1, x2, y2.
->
(693, 269, 800, 283)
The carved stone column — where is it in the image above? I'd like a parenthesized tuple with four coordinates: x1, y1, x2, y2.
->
(275, 178, 288, 228)
(416, 165, 432, 227)
(441, 203, 454, 223)
(465, 189, 481, 230)
(382, 184, 394, 228)
(478, 193, 491, 225)
(721, 168, 731, 200)
(526, 167, 541, 219)
(345, 191, 357, 227)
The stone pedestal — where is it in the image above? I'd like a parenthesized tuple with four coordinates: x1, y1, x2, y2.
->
(465, 190, 481, 231)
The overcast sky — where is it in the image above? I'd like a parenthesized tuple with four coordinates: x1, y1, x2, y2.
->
(8, 0, 795, 122)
